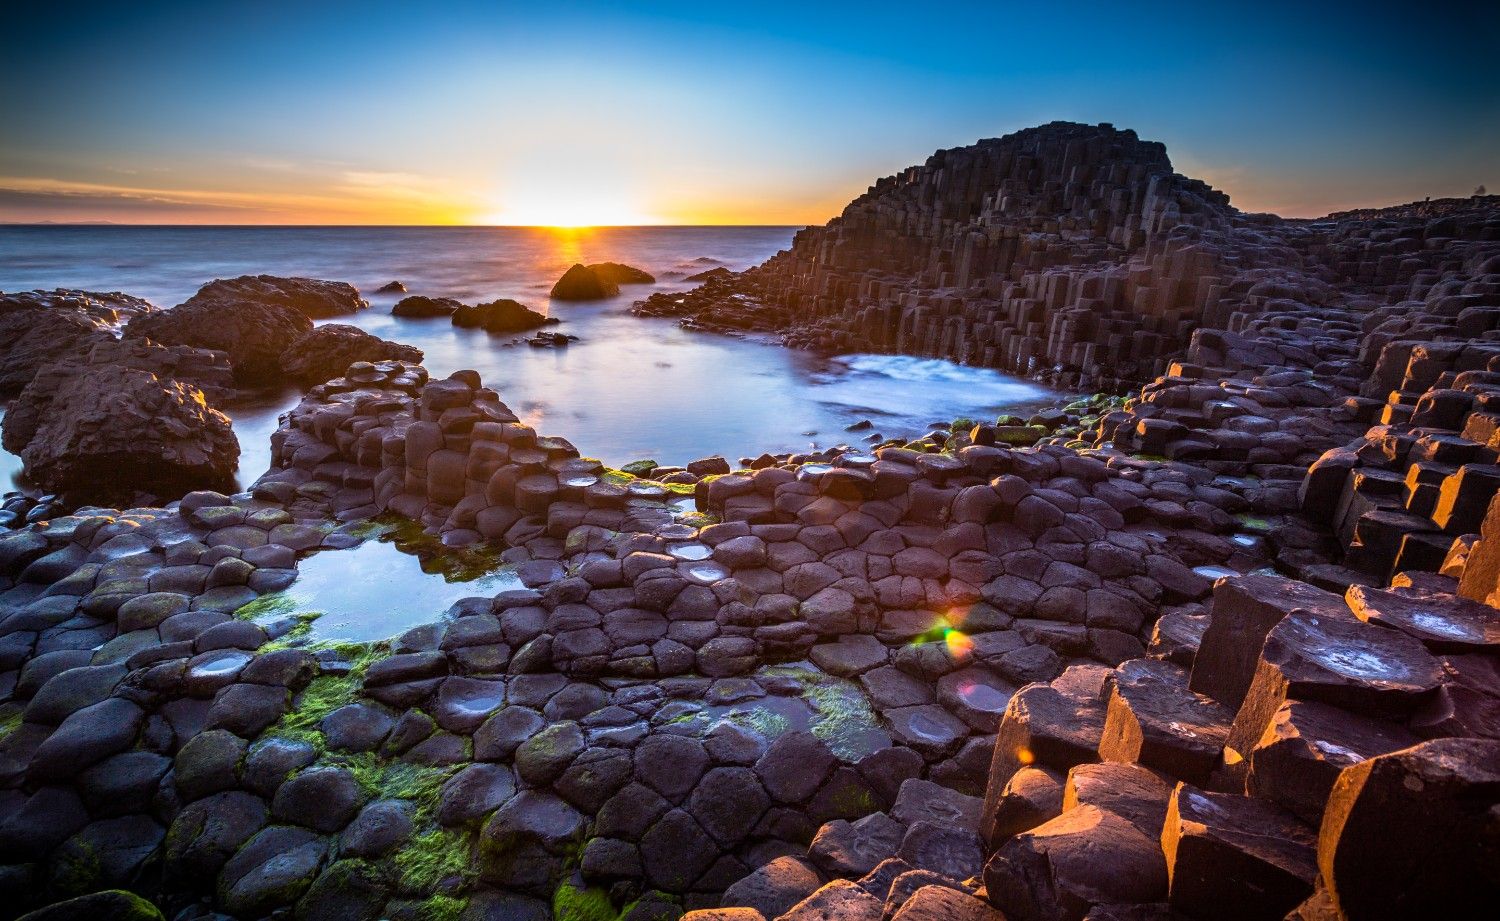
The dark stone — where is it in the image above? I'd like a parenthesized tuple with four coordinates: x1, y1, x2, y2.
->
(1161, 783, 1316, 921)
(1318, 738, 1500, 919)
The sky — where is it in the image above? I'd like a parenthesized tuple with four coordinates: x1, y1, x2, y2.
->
(1, 1, 1495, 225)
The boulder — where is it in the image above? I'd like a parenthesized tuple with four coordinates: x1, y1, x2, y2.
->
(16, 890, 164, 921)
(180, 274, 366, 318)
(393, 295, 463, 317)
(550, 264, 620, 300)
(2, 338, 233, 453)
(452, 298, 552, 334)
(1224, 608, 1443, 765)
(984, 805, 1168, 921)
(13, 364, 238, 502)
(278, 324, 423, 384)
(1246, 700, 1419, 825)
(588, 262, 655, 285)
(125, 298, 313, 384)
(0, 289, 155, 393)
(981, 665, 1109, 844)
(1098, 658, 1232, 786)
(1190, 574, 1345, 710)
(1161, 783, 1316, 920)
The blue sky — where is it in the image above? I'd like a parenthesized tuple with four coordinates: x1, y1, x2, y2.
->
(1, 0, 1494, 223)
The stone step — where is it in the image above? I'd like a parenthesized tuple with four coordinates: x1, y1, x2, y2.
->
(1346, 584, 1500, 653)
(1098, 658, 1232, 786)
(1223, 607, 1444, 768)
(1161, 783, 1317, 921)
(1188, 574, 1346, 711)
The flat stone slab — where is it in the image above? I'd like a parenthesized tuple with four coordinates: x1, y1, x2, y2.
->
(1225, 608, 1444, 764)
(1346, 584, 1500, 652)
(1246, 699, 1419, 825)
(981, 665, 1108, 844)
(984, 805, 1168, 920)
(1190, 574, 1346, 710)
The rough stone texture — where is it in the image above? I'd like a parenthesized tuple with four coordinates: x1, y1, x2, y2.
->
(179, 274, 367, 318)
(12, 364, 239, 502)
(125, 297, 313, 384)
(279, 324, 423, 384)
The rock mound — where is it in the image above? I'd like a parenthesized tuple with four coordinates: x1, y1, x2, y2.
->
(392, 295, 463, 318)
(279, 324, 423, 385)
(588, 262, 655, 285)
(16, 364, 238, 501)
(0, 289, 157, 393)
(125, 299, 313, 384)
(550, 264, 619, 300)
(3, 338, 234, 453)
(182, 274, 366, 318)
(452, 298, 553, 333)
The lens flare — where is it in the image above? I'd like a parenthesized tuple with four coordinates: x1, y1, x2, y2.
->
(944, 628, 975, 661)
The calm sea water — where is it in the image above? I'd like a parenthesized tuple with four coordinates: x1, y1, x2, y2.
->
(0, 226, 1054, 492)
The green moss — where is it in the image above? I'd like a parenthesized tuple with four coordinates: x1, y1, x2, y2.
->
(394, 827, 472, 892)
(950, 417, 976, 432)
(725, 705, 790, 740)
(375, 514, 505, 582)
(1235, 513, 1273, 534)
(553, 878, 620, 921)
(828, 781, 880, 817)
(0, 706, 21, 742)
(262, 643, 385, 750)
(413, 895, 467, 921)
(762, 665, 882, 761)
(619, 459, 658, 477)
(48, 837, 102, 897)
(234, 592, 300, 620)
(257, 611, 326, 651)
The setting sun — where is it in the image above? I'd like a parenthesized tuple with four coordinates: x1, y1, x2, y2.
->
(477, 150, 659, 227)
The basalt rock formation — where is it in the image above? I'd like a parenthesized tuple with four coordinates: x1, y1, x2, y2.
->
(14, 364, 239, 502)
(589, 262, 657, 286)
(182, 274, 368, 319)
(451, 298, 555, 334)
(551, 263, 621, 300)
(3, 339, 235, 455)
(278, 324, 424, 385)
(125, 298, 314, 385)
(0, 289, 158, 393)
(633, 122, 1497, 397)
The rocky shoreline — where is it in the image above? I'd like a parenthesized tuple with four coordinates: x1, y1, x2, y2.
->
(1, 121, 1498, 921)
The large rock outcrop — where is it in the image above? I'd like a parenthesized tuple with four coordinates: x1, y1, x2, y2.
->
(451, 298, 553, 334)
(181, 275, 367, 319)
(15, 364, 238, 501)
(550, 264, 620, 300)
(125, 300, 313, 385)
(278, 324, 423, 385)
(0, 289, 157, 393)
(3, 339, 234, 454)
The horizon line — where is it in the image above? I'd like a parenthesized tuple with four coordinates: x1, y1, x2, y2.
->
(0, 221, 812, 229)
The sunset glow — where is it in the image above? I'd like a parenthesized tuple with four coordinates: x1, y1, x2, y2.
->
(1, 2, 1493, 225)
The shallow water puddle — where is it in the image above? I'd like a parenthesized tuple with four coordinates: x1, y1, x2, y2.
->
(238, 533, 522, 644)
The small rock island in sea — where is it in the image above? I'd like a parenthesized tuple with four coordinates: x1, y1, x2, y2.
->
(1, 123, 1498, 921)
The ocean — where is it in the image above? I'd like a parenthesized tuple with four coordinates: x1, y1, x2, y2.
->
(0, 225, 1055, 492)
